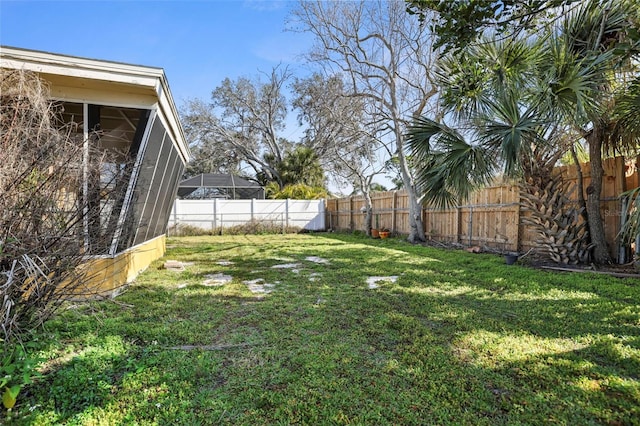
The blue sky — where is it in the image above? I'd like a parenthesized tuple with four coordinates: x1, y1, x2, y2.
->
(0, 0, 312, 105)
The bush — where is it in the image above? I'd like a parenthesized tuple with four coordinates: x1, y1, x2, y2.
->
(167, 224, 215, 237)
(266, 182, 327, 200)
(223, 220, 301, 235)
(168, 221, 302, 236)
(0, 69, 119, 345)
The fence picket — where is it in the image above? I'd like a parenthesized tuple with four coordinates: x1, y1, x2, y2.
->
(325, 157, 636, 260)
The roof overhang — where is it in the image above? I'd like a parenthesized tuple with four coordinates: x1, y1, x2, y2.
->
(0, 46, 190, 163)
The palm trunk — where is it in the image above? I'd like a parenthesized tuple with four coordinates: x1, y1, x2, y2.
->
(585, 126, 612, 264)
(570, 144, 589, 223)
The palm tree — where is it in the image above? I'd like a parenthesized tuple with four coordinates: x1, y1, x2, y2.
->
(280, 146, 325, 188)
(616, 77, 640, 245)
(408, 36, 558, 205)
(408, 0, 639, 264)
(539, 0, 639, 263)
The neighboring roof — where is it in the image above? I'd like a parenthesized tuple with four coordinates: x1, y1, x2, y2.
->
(177, 174, 264, 199)
(0, 45, 190, 163)
(180, 174, 261, 189)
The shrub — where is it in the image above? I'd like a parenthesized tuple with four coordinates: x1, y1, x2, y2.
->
(0, 69, 120, 345)
(223, 219, 301, 235)
(168, 221, 303, 236)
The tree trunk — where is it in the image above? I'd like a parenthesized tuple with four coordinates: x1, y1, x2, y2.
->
(363, 189, 373, 236)
(397, 150, 425, 243)
(585, 126, 612, 264)
(406, 184, 426, 243)
(570, 144, 589, 224)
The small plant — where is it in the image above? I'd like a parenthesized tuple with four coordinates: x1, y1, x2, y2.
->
(1, 344, 42, 410)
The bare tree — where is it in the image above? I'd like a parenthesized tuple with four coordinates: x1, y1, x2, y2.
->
(180, 65, 293, 187)
(293, 73, 388, 234)
(291, 0, 440, 242)
(180, 98, 242, 177)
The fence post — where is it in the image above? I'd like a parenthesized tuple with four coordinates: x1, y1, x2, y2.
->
(170, 201, 177, 236)
(392, 191, 398, 233)
(349, 197, 356, 231)
(468, 206, 473, 247)
(213, 198, 218, 231)
(330, 205, 333, 231)
(286, 199, 290, 229)
(251, 198, 255, 223)
(455, 205, 461, 244)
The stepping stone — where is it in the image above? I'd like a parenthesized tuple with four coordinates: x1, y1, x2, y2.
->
(366, 276, 398, 289)
(271, 263, 301, 269)
(305, 256, 329, 264)
(164, 260, 184, 271)
(243, 278, 275, 294)
(309, 272, 322, 282)
(203, 273, 233, 286)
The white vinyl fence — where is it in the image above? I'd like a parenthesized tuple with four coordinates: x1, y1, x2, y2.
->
(169, 199, 326, 232)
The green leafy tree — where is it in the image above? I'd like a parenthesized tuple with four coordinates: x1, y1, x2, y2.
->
(180, 66, 291, 186)
(279, 146, 325, 188)
(266, 182, 328, 200)
(370, 183, 388, 192)
(257, 146, 326, 190)
(406, 0, 581, 52)
(543, 0, 639, 263)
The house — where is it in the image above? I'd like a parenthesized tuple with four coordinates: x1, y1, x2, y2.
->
(0, 46, 190, 295)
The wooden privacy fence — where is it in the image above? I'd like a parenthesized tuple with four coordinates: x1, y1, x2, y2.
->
(326, 156, 638, 262)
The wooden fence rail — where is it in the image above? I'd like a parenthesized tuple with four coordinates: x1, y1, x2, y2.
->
(326, 156, 638, 263)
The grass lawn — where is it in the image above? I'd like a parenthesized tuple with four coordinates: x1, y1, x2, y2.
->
(8, 233, 640, 425)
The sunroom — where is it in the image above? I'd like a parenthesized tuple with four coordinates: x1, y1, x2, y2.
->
(0, 46, 190, 295)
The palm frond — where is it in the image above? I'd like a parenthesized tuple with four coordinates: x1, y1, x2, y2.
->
(407, 117, 496, 209)
(612, 76, 640, 154)
(619, 186, 640, 245)
(476, 91, 544, 176)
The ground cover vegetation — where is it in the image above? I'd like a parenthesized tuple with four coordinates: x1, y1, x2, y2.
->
(7, 234, 639, 425)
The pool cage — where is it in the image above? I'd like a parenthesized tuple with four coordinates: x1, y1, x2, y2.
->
(177, 174, 265, 200)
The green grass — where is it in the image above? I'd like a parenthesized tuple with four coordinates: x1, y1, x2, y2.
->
(8, 233, 640, 425)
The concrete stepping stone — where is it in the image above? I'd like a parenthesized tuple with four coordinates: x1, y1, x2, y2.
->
(366, 276, 398, 289)
(202, 273, 233, 286)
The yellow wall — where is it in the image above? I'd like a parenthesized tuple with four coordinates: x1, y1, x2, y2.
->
(71, 235, 166, 298)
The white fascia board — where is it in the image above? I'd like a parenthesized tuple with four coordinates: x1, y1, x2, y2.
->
(1, 46, 190, 163)
(0, 46, 162, 90)
(157, 79, 191, 164)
